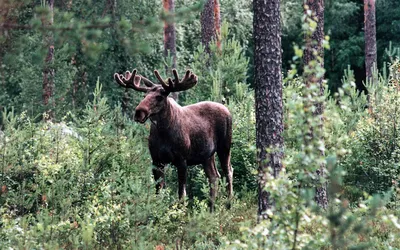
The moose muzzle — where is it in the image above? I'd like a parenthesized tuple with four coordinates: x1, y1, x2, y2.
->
(134, 108, 149, 123)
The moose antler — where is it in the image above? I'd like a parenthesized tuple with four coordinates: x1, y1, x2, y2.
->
(113, 69, 151, 92)
(137, 75, 156, 87)
(154, 69, 198, 92)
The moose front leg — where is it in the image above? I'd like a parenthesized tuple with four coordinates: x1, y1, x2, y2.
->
(152, 163, 166, 194)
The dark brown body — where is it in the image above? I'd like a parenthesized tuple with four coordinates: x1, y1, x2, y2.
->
(149, 99, 231, 165)
(145, 97, 233, 208)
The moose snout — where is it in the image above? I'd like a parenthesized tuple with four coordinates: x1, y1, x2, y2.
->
(134, 107, 149, 123)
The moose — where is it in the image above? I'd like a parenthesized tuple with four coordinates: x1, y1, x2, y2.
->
(114, 68, 233, 210)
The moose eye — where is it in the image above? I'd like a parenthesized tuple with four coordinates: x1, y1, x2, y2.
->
(156, 95, 163, 102)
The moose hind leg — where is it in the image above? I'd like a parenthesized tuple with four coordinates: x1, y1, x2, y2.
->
(152, 163, 166, 194)
(217, 149, 233, 199)
(203, 155, 220, 212)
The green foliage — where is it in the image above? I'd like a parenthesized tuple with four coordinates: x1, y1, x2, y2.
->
(325, 0, 362, 91)
(341, 60, 400, 202)
(228, 84, 257, 194)
(223, 66, 400, 250)
(220, 0, 253, 49)
(0, 82, 257, 249)
(280, 0, 400, 92)
(0, 0, 204, 121)
(376, 1, 400, 66)
(186, 22, 248, 104)
(223, 14, 400, 249)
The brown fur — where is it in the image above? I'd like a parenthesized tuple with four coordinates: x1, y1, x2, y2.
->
(136, 86, 232, 210)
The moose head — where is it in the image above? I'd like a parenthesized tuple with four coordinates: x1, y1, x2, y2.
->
(113, 69, 198, 123)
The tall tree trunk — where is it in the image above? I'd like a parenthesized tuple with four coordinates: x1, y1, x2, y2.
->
(303, 0, 328, 209)
(200, 0, 216, 54)
(253, 0, 284, 220)
(214, 0, 221, 50)
(200, 0, 221, 53)
(364, 0, 377, 82)
(163, 0, 178, 100)
(163, 0, 176, 69)
(42, 0, 55, 120)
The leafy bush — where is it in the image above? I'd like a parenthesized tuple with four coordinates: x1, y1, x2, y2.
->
(185, 22, 249, 104)
(0, 81, 258, 249)
(222, 63, 400, 250)
(228, 84, 257, 194)
(341, 60, 400, 201)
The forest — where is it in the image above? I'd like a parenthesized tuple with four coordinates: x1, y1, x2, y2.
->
(0, 0, 399, 249)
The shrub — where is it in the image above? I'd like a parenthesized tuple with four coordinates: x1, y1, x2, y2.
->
(341, 60, 400, 201)
(185, 21, 249, 104)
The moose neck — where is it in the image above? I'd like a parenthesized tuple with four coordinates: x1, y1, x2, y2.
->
(150, 97, 182, 130)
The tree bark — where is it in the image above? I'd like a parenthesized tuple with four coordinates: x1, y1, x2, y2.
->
(364, 0, 377, 82)
(163, 0, 176, 69)
(163, 0, 178, 100)
(303, 0, 328, 209)
(200, 0, 216, 54)
(200, 0, 221, 53)
(253, 0, 284, 220)
(42, 0, 55, 120)
(214, 0, 221, 50)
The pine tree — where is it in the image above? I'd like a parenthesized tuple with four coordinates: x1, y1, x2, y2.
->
(303, 0, 328, 209)
(163, 0, 176, 69)
(201, 0, 219, 54)
(42, 0, 55, 120)
(213, 0, 221, 50)
(163, 0, 178, 100)
(253, 0, 284, 220)
(364, 0, 377, 82)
